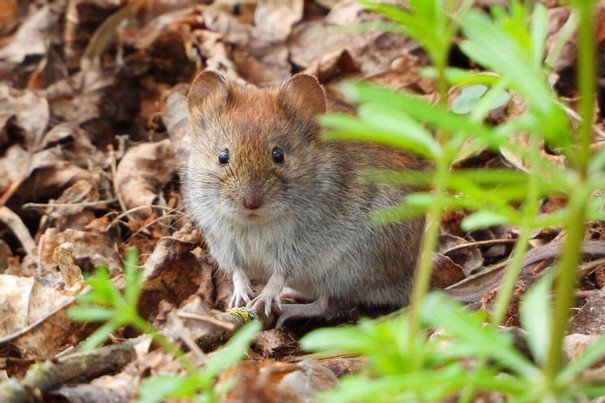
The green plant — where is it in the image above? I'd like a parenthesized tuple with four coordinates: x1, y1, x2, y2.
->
(304, 0, 605, 400)
(303, 282, 605, 401)
(68, 249, 261, 402)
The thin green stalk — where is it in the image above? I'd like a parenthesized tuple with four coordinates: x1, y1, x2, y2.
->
(575, 3, 597, 179)
(491, 142, 541, 325)
(407, 157, 450, 346)
(542, 200, 587, 383)
(543, 1, 596, 384)
(407, 54, 451, 347)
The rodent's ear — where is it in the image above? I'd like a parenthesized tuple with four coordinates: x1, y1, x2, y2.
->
(187, 70, 231, 115)
(277, 74, 326, 120)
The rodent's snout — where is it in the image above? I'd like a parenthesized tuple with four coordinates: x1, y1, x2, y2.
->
(242, 188, 263, 210)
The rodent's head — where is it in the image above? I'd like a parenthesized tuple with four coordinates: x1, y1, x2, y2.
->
(185, 71, 329, 223)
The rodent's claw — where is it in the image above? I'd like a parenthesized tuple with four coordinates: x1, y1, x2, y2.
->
(229, 290, 254, 308)
(248, 292, 282, 317)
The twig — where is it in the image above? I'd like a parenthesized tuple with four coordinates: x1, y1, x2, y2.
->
(0, 341, 135, 403)
(104, 205, 174, 231)
(169, 313, 207, 365)
(177, 312, 237, 332)
(440, 238, 517, 255)
(0, 206, 36, 255)
(22, 199, 117, 209)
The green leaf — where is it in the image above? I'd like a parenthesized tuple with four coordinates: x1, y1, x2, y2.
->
(452, 85, 488, 114)
(67, 307, 116, 322)
(138, 374, 202, 403)
(461, 211, 511, 231)
(422, 68, 501, 86)
(204, 321, 261, 378)
(530, 3, 548, 70)
(341, 82, 505, 149)
(452, 84, 511, 116)
(321, 114, 439, 160)
(124, 248, 142, 308)
(359, 103, 442, 158)
(520, 272, 553, 365)
(79, 321, 118, 351)
(421, 293, 538, 378)
(460, 11, 571, 148)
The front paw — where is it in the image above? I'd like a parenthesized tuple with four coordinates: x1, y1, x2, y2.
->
(229, 269, 255, 308)
(229, 285, 255, 308)
(247, 291, 282, 317)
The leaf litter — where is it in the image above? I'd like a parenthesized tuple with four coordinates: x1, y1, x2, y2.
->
(0, 0, 605, 400)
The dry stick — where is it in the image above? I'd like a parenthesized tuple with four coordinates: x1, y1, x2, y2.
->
(440, 238, 517, 255)
(0, 206, 36, 255)
(0, 175, 25, 208)
(177, 312, 237, 332)
(169, 312, 207, 365)
(108, 144, 129, 219)
(104, 205, 174, 231)
(22, 199, 118, 209)
(0, 341, 135, 403)
(127, 210, 185, 241)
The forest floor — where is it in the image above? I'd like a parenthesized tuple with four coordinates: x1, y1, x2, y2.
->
(1, 0, 605, 401)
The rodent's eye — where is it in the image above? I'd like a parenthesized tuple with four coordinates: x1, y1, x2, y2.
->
(218, 148, 230, 164)
(272, 147, 284, 164)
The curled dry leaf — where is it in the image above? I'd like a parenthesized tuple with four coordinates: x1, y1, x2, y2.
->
(302, 49, 360, 87)
(52, 242, 84, 292)
(438, 234, 484, 276)
(366, 51, 434, 94)
(115, 139, 177, 220)
(289, 1, 414, 75)
(38, 228, 121, 275)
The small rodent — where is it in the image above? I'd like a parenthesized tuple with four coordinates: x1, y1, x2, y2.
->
(184, 71, 425, 327)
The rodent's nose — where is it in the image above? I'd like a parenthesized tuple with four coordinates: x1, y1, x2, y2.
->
(242, 192, 263, 210)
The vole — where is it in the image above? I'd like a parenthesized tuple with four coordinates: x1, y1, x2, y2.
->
(184, 71, 425, 327)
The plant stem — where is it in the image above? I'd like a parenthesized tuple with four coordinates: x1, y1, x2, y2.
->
(407, 156, 449, 345)
(407, 53, 451, 348)
(542, 0, 595, 384)
(542, 199, 587, 382)
(491, 140, 541, 325)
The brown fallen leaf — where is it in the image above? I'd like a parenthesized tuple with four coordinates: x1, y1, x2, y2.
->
(115, 139, 177, 221)
(38, 228, 122, 275)
(0, 3, 63, 71)
(254, 328, 298, 357)
(431, 253, 466, 289)
(438, 234, 484, 276)
(569, 286, 605, 336)
(218, 359, 338, 402)
(254, 0, 304, 42)
(563, 333, 604, 367)
(63, 0, 125, 69)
